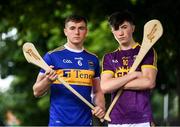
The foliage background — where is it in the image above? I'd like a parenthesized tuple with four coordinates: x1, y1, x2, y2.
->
(0, 0, 180, 126)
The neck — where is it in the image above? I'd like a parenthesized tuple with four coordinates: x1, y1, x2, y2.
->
(120, 39, 136, 50)
(66, 42, 83, 50)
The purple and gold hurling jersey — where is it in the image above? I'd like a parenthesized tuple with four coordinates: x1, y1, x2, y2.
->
(40, 45, 100, 126)
(102, 43, 157, 124)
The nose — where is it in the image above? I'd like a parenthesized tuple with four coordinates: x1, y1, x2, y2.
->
(118, 29, 124, 36)
(75, 29, 80, 34)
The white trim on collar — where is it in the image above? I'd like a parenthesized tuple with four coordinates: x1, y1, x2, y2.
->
(64, 44, 84, 53)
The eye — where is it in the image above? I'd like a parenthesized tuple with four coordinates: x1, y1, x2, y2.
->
(69, 26, 76, 30)
(79, 26, 86, 30)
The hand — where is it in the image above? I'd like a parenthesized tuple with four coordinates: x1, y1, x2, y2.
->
(45, 66, 57, 82)
(129, 71, 142, 79)
(92, 106, 105, 119)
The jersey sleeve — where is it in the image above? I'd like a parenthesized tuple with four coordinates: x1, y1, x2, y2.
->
(102, 54, 114, 75)
(141, 48, 157, 70)
(94, 57, 100, 78)
(39, 52, 53, 73)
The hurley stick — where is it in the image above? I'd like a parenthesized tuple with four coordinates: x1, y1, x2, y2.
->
(104, 19, 163, 122)
(22, 42, 104, 121)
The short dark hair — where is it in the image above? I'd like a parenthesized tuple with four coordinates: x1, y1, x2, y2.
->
(64, 14, 87, 27)
(108, 10, 135, 30)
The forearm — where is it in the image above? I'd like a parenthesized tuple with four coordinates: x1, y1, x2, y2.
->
(101, 73, 137, 93)
(33, 69, 57, 97)
(92, 78, 105, 110)
(123, 77, 156, 90)
(93, 92, 105, 110)
(33, 76, 51, 97)
(124, 68, 157, 90)
(91, 77, 106, 120)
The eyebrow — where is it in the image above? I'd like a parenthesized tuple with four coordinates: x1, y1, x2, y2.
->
(120, 23, 128, 27)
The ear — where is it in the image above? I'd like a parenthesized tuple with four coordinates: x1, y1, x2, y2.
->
(132, 25, 135, 32)
(64, 28, 67, 36)
(111, 27, 114, 33)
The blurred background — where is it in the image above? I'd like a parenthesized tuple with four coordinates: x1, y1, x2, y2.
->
(0, 0, 179, 126)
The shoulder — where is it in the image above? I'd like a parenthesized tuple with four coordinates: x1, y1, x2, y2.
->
(47, 45, 66, 54)
(102, 48, 119, 58)
(84, 49, 99, 58)
(147, 47, 157, 56)
(150, 48, 158, 60)
(133, 42, 141, 49)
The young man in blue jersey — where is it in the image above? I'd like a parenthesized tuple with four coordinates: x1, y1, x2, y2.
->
(101, 10, 157, 127)
(33, 15, 105, 126)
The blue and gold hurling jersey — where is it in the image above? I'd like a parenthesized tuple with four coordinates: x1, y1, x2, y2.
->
(40, 45, 100, 126)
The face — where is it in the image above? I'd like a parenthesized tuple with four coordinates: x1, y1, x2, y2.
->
(64, 21, 87, 46)
(111, 21, 135, 46)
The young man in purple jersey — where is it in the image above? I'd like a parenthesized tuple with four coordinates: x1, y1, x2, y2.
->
(101, 10, 157, 127)
(33, 15, 105, 126)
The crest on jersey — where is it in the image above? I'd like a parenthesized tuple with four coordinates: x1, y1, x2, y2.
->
(88, 61, 95, 70)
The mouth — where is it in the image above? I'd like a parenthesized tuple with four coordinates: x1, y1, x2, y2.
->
(74, 37, 80, 39)
(119, 37, 125, 41)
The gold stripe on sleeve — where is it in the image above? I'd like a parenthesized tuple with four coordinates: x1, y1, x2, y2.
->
(101, 70, 114, 75)
(141, 65, 157, 70)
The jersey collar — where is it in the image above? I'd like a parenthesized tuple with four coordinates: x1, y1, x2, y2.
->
(64, 44, 84, 53)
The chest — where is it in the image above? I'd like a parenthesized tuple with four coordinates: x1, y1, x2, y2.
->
(111, 50, 140, 77)
(51, 52, 96, 71)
